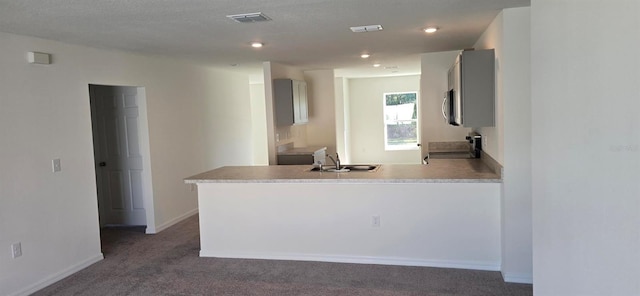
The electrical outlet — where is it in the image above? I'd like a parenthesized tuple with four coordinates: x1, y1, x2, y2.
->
(276, 133, 280, 142)
(11, 242, 22, 258)
(52, 158, 61, 172)
(483, 136, 488, 148)
(372, 215, 381, 227)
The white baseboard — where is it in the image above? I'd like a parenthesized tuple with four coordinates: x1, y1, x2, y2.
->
(9, 253, 104, 296)
(501, 272, 533, 284)
(199, 251, 500, 271)
(150, 208, 198, 234)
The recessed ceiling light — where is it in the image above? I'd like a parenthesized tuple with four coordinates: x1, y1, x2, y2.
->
(424, 27, 438, 33)
(251, 42, 263, 48)
(361, 53, 370, 59)
(373, 64, 381, 67)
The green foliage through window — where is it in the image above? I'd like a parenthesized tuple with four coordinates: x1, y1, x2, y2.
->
(385, 93, 417, 119)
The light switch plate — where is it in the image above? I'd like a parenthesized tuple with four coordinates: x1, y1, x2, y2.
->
(11, 242, 22, 258)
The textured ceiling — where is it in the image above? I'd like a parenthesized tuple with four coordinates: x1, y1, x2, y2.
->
(0, 0, 530, 77)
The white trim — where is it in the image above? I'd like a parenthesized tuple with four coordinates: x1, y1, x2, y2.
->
(149, 208, 198, 234)
(199, 251, 500, 271)
(136, 87, 157, 234)
(9, 253, 104, 296)
(501, 272, 533, 284)
(384, 145, 420, 151)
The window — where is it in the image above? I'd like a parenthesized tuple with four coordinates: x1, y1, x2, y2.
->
(383, 92, 419, 150)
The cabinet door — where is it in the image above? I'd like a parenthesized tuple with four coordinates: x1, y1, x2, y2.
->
(296, 81, 308, 124)
(460, 49, 495, 127)
(292, 80, 301, 123)
(274, 79, 295, 126)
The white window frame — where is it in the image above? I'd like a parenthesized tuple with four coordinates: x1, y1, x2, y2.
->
(383, 91, 420, 151)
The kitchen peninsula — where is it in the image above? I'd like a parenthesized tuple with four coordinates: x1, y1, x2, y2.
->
(185, 159, 502, 271)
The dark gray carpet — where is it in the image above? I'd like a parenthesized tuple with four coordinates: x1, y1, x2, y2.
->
(33, 215, 532, 296)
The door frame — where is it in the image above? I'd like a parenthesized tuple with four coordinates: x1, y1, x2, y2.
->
(89, 84, 157, 233)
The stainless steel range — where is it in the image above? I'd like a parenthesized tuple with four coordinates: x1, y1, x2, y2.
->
(466, 132, 482, 158)
(425, 132, 483, 161)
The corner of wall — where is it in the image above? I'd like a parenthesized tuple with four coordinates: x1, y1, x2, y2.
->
(263, 62, 277, 165)
(501, 271, 533, 284)
(472, 10, 504, 165)
(478, 6, 532, 284)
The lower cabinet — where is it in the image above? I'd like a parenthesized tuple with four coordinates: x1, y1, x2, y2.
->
(277, 154, 314, 165)
(277, 146, 327, 165)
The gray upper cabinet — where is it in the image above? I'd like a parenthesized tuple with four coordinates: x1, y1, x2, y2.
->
(274, 79, 308, 126)
(448, 49, 495, 127)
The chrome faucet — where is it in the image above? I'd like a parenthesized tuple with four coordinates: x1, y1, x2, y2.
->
(327, 153, 341, 170)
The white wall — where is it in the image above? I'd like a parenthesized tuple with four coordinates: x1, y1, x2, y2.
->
(199, 182, 501, 270)
(481, 8, 532, 283)
(420, 50, 471, 155)
(249, 82, 269, 165)
(348, 75, 422, 164)
(0, 31, 253, 296)
(334, 77, 348, 162)
(532, 1, 640, 295)
(499, 8, 532, 284)
(473, 8, 533, 283)
(304, 69, 337, 155)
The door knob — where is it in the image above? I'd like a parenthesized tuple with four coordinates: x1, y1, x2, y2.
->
(99, 162, 106, 167)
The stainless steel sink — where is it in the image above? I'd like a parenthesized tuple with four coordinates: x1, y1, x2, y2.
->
(308, 164, 380, 172)
(342, 165, 380, 171)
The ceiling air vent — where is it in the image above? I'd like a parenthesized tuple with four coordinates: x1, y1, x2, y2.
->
(227, 12, 272, 23)
(350, 25, 383, 33)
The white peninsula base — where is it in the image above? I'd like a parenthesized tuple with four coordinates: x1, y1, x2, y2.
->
(197, 182, 501, 271)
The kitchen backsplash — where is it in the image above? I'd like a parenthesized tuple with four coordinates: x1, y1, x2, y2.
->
(276, 124, 308, 148)
(428, 141, 470, 153)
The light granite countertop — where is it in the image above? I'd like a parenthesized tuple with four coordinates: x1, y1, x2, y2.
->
(185, 159, 501, 184)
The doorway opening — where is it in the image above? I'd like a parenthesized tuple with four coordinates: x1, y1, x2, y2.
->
(89, 84, 155, 234)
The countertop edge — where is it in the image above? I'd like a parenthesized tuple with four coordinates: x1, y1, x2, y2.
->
(185, 178, 502, 184)
(184, 161, 501, 184)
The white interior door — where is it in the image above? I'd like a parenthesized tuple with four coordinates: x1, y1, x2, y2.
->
(90, 85, 146, 226)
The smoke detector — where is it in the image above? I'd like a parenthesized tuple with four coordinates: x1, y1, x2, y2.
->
(227, 12, 272, 23)
(350, 25, 383, 33)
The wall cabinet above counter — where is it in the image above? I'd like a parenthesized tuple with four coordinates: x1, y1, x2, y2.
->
(274, 78, 308, 126)
(445, 49, 495, 127)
